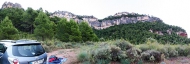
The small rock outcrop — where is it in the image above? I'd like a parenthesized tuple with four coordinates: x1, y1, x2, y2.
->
(1, 1, 22, 9)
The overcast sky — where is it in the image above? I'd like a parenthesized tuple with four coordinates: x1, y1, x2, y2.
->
(0, 0, 190, 38)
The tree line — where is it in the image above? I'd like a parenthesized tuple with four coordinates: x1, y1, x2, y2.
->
(0, 7, 98, 42)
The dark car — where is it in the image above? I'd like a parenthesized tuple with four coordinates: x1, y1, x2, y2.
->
(0, 39, 47, 64)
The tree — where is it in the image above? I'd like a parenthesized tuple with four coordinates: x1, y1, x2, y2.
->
(0, 8, 24, 31)
(50, 16, 61, 24)
(69, 20, 82, 42)
(56, 19, 82, 42)
(0, 9, 3, 21)
(0, 16, 18, 39)
(56, 18, 69, 42)
(34, 12, 54, 40)
(21, 7, 38, 33)
(79, 21, 98, 42)
(94, 21, 189, 44)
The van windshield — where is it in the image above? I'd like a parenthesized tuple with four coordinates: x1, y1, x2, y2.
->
(12, 44, 45, 57)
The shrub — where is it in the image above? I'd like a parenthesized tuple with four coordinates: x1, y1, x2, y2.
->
(184, 45, 190, 56)
(168, 47, 178, 57)
(115, 40, 133, 51)
(96, 59, 110, 64)
(64, 43, 74, 49)
(175, 45, 190, 56)
(141, 50, 161, 63)
(86, 43, 112, 63)
(126, 47, 141, 63)
(111, 45, 127, 61)
(82, 61, 91, 64)
(77, 51, 89, 62)
(136, 44, 150, 52)
(137, 59, 143, 64)
(86, 42, 128, 63)
(120, 59, 131, 64)
(42, 45, 51, 52)
(42, 44, 57, 52)
(56, 43, 66, 49)
(110, 45, 122, 61)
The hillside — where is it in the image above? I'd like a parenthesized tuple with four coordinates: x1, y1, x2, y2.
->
(1, 2, 161, 30)
(0, 1, 189, 44)
(94, 21, 190, 44)
(1, 1, 190, 64)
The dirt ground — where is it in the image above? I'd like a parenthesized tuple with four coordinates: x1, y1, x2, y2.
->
(47, 49, 190, 64)
(164, 57, 190, 64)
(47, 49, 79, 64)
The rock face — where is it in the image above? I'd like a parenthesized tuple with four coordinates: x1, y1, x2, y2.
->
(50, 11, 162, 30)
(1, 1, 22, 9)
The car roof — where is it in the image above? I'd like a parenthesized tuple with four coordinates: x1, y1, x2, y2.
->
(0, 39, 41, 46)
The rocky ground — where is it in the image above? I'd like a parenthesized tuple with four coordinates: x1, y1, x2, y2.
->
(47, 49, 190, 64)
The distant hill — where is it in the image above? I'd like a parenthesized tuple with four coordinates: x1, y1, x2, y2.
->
(1, 1, 22, 9)
(93, 21, 189, 44)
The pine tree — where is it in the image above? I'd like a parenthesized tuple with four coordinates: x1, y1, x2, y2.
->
(21, 7, 38, 33)
(0, 16, 18, 39)
(56, 19, 82, 42)
(69, 20, 82, 42)
(79, 22, 98, 42)
(56, 18, 70, 42)
(34, 12, 54, 40)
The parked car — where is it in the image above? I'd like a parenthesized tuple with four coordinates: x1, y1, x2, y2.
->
(0, 39, 47, 64)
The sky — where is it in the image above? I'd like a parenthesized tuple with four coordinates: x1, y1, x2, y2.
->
(0, 0, 190, 38)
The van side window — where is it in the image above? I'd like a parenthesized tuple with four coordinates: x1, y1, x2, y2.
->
(0, 44, 5, 53)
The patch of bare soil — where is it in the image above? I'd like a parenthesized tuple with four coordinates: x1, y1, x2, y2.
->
(47, 49, 79, 64)
(164, 57, 190, 64)
(144, 57, 190, 64)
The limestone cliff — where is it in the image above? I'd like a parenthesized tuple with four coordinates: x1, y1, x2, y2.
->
(1, 1, 22, 9)
(50, 11, 162, 29)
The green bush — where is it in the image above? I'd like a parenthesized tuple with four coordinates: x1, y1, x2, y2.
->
(84, 42, 128, 63)
(136, 44, 150, 52)
(96, 59, 110, 64)
(167, 46, 178, 57)
(115, 40, 133, 51)
(91, 45, 112, 61)
(77, 51, 89, 62)
(77, 40, 190, 63)
(141, 50, 161, 62)
(126, 47, 141, 63)
(64, 43, 74, 49)
(184, 45, 190, 56)
(120, 59, 131, 64)
(55, 43, 66, 49)
(157, 46, 168, 58)
(175, 45, 190, 56)
(110, 45, 123, 61)
(42, 45, 57, 52)
(81, 61, 91, 64)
